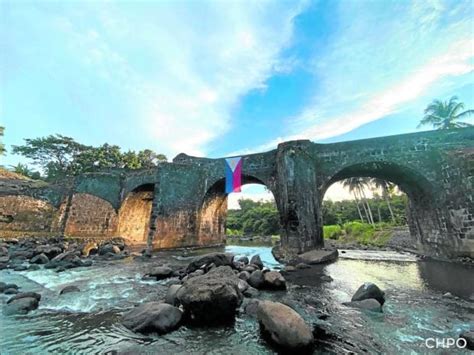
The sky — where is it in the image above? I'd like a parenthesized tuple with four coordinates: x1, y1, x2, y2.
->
(1, 0, 473, 206)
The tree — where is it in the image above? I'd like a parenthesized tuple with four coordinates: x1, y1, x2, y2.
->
(371, 178, 396, 223)
(12, 135, 89, 180)
(418, 96, 473, 130)
(12, 134, 167, 180)
(342, 177, 375, 225)
(10, 163, 41, 180)
(0, 126, 5, 156)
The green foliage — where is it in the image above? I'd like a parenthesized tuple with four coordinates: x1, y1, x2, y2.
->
(323, 225, 343, 240)
(418, 96, 473, 130)
(12, 134, 167, 181)
(343, 221, 375, 244)
(227, 199, 280, 236)
(0, 126, 5, 156)
(10, 163, 41, 180)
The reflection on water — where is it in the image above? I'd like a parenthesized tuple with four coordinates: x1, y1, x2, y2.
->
(0, 246, 473, 354)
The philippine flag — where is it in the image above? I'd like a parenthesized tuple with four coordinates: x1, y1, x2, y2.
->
(225, 157, 242, 193)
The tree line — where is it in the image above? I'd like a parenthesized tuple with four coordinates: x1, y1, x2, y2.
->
(227, 192, 408, 237)
(2, 134, 167, 181)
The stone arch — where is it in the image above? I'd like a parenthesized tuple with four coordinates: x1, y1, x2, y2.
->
(0, 195, 58, 236)
(197, 174, 279, 246)
(64, 193, 118, 238)
(320, 160, 440, 252)
(117, 184, 154, 244)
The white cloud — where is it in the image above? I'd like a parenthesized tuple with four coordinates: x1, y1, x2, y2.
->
(48, 1, 308, 157)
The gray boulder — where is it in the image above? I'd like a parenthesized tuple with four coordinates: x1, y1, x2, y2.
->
(257, 300, 314, 350)
(7, 292, 41, 304)
(122, 302, 182, 334)
(250, 255, 264, 269)
(263, 271, 286, 290)
(164, 284, 182, 306)
(60, 285, 80, 295)
(351, 282, 385, 305)
(248, 270, 265, 289)
(185, 252, 233, 274)
(177, 266, 243, 324)
(31, 253, 49, 264)
(3, 297, 39, 315)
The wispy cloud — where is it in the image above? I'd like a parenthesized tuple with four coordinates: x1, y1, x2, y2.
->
(47, 1, 309, 156)
(230, 0, 473, 156)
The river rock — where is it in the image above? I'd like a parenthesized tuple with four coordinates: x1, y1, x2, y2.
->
(243, 298, 259, 317)
(283, 265, 296, 272)
(122, 302, 182, 334)
(351, 282, 385, 305)
(248, 270, 265, 289)
(343, 298, 382, 312)
(99, 244, 120, 255)
(164, 284, 182, 306)
(60, 285, 80, 295)
(250, 255, 264, 269)
(30, 253, 49, 264)
(36, 245, 62, 259)
(297, 249, 338, 265)
(459, 331, 474, 350)
(237, 256, 249, 265)
(185, 252, 233, 274)
(177, 266, 243, 324)
(7, 292, 41, 303)
(238, 279, 250, 293)
(52, 251, 79, 262)
(3, 297, 39, 315)
(257, 300, 314, 350)
(263, 271, 286, 290)
(146, 266, 174, 280)
(4, 288, 19, 294)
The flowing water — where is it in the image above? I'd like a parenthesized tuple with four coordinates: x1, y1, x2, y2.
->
(1, 246, 473, 354)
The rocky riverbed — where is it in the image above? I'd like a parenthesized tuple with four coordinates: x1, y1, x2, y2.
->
(1, 237, 473, 353)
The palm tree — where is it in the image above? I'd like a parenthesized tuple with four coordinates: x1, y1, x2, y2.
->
(342, 177, 375, 225)
(371, 178, 396, 223)
(418, 96, 473, 130)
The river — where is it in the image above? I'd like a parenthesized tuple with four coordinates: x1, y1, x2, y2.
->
(1, 245, 473, 354)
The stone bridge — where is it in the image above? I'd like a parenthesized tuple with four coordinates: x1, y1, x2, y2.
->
(1, 128, 473, 259)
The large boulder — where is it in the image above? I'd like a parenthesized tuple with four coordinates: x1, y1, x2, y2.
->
(3, 297, 39, 315)
(177, 266, 243, 324)
(263, 271, 286, 290)
(247, 270, 265, 289)
(185, 252, 233, 274)
(257, 301, 314, 350)
(82, 242, 98, 257)
(250, 255, 264, 269)
(351, 282, 385, 305)
(36, 245, 62, 259)
(30, 253, 49, 264)
(122, 302, 182, 334)
(164, 284, 182, 306)
(297, 249, 338, 265)
(7, 292, 41, 304)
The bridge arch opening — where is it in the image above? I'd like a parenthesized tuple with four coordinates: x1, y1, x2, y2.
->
(198, 175, 279, 245)
(118, 183, 154, 244)
(321, 161, 438, 251)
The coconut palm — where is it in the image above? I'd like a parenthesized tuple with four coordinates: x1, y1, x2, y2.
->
(371, 178, 396, 223)
(342, 177, 375, 225)
(418, 96, 473, 130)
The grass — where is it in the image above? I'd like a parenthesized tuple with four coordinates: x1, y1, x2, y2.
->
(324, 221, 395, 247)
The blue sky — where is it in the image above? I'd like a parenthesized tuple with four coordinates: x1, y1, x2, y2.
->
(1, 0, 473, 203)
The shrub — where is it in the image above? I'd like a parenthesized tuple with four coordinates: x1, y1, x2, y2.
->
(343, 221, 375, 244)
(323, 225, 343, 240)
